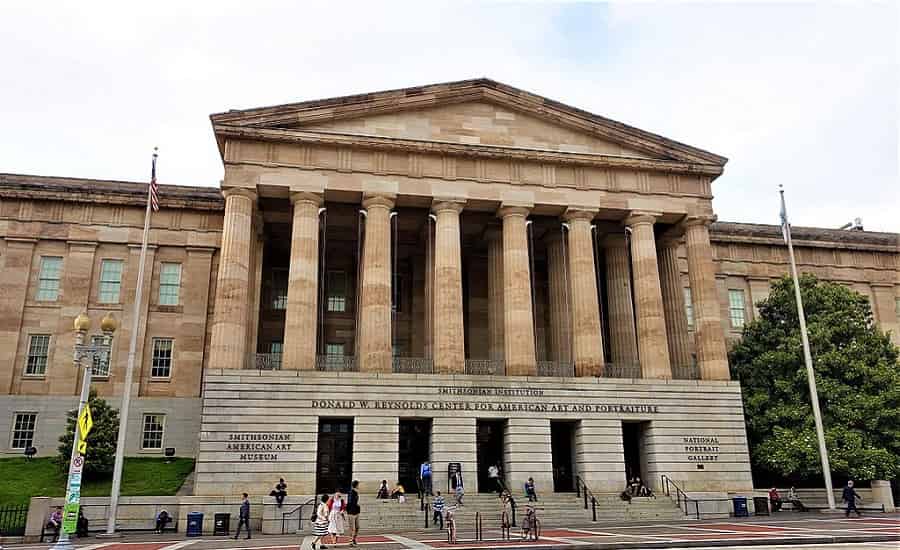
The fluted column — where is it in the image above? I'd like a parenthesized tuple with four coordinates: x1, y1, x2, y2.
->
(625, 212, 671, 379)
(432, 200, 466, 373)
(209, 187, 257, 369)
(564, 209, 605, 376)
(485, 226, 505, 361)
(657, 237, 693, 370)
(544, 230, 571, 365)
(358, 193, 395, 373)
(602, 234, 638, 366)
(498, 205, 536, 376)
(283, 192, 323, 370)
(683, 216, 730, 380)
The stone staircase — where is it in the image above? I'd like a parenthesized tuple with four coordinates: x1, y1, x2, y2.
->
(290, 492, 683, 534)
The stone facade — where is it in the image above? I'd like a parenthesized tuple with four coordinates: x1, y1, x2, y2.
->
(0, 80, 897, 498)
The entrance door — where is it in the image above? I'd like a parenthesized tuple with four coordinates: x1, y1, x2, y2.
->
(622, 421, 643, 484)
(316, 418, 354, 494)
(476, 419, 506, 493)
(551, 421, 576, 492)
(398, 419, 431, 493)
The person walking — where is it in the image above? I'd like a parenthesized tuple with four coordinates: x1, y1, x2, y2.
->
(346, 480, 361, 547)
(842, 480, 862, 517)
(311, 494, 330, 550)
(234, 492, 251, 540)
(432, 491, 445, 529)
(327, 490, 346, 544)
(454, 476, 465, 507)
(420, 461, 433, 496)
(488, 463, 503, 494)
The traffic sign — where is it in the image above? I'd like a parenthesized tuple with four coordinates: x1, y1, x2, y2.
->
(78, 405, 93, 440)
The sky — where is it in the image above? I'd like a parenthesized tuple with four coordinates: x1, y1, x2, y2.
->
(1, 1, 897, 231)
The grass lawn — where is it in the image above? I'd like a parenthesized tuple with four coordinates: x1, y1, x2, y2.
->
(0, 457, 194, 506)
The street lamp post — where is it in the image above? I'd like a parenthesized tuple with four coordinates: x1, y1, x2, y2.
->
(52, 312, 117, 550)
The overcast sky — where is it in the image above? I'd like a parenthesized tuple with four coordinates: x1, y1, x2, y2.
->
(2, 2, 897, 231)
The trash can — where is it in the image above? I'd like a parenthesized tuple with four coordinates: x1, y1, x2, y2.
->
(732, 496, 749, 517)
(214, 513, 230, 535)
(753, 497, 770, 516)
(186, 512, 203, 537)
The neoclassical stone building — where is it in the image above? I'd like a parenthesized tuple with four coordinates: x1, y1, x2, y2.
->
(1, 80, 897, 497)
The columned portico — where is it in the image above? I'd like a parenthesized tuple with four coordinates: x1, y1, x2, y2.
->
(602, 234, 638, 367)
(499, 205, 537, 376)
(485, 226, 505, 361)
(658, 236, 693, 371)
(209, 187, 257, 370)
(358, 193, 395, 373)
(563, 208, 604, 376)
(432, 199, 466, 374)
(283, 192, 323, 370)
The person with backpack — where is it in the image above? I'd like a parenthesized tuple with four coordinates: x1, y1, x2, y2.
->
(420, 461, 433, 496)
(346, 480, 361, 547)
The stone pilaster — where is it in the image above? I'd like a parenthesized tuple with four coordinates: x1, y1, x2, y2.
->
(601, 234, 638, 367)
(657, 237, 692, 369)
(625, 212, 672, 379)
(683, 216, 730, 380)
(283, 192, 323, 370)
(564, 209, 605, 376)
(358, 193, 395, 373)
(485, 226, 505, 361)
(432, 200, 466, 373)
(544, 230, 571, 365)
(0, 238, 36, 394)
(498, 205, 537, 376)
(209, 187, 257, 370)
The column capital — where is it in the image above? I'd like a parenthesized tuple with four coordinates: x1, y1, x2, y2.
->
(222, 187, 258, 202)
(362, 192, 396, 210)
(290, 191, 324, 206)
(431, 198, 466, 215)
(497, 204, 531, 218)
(563, 207, 598, 223)
(682, 214, 717, 229)
(624, 210, 661, 227)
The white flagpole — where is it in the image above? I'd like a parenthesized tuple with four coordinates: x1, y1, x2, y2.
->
(780, 185, 836, 510)
(104, 149, 157, 535)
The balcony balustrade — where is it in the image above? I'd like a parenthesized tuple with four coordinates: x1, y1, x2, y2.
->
(464, 359, 505, 376)
(251, 353, 282, 370)
(315, 355, 359, 372)
(392, 356, 434, 374)
(671, 363, 701, 380)
(536, 360, 575, 377)
(597, 362, 643, 379)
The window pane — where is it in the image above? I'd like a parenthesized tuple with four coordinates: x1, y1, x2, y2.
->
(151, 338, 173, 378)
(326, 343, 344, 357)
(26, 335, 50, 376)
(327, 271, 347, 312)
(11, 413, 37, 449)
(91, 335, 111, 377)
(270, 269, 288, 310)
(98, 259, 124, 303)
(159, 263, 182, 306)
(141, 414, 165, 449)
(37, 257, 62, 301)
(729, 289, 746, 328)
(683, 287, 694, 328)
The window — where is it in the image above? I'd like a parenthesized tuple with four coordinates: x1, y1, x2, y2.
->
(269, 341, 283, 369)
(91, 335, 111, 377)
(141, 414, 165, 450)
(98, 259, 124, 303)
(151, 338, 173, 378)
(326, 343, 345, 357)
(159, 263, 182, 306)
(36, 257, 62, 301)
(25, 335, 50, 376)
(327, 271, 347, 312)
(683, 288, 694, 328)
(270, 269, 288, 310)
(896, 297, 900, 318)
(729, 289, 747, 328)
(11, 413, 37, 450)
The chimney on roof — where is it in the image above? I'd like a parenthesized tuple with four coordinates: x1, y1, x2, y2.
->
(838, 218, 864, 231)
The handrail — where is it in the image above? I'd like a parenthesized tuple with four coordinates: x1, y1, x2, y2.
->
(281, 496, 317, 535)
(574, 475, 598, 521)
(660, 474, 700, 520)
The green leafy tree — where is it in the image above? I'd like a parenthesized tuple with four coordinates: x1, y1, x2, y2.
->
(730, 274, 900, 483)
(57, 390, 120, 477)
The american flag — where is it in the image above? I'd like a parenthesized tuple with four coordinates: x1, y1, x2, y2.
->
(149, 148, 159, 212)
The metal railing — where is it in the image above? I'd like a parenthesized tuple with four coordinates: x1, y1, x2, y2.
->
(597, 363, 642, 379)
(0, 503, 27, 536)
(252, 353, 282, 370)
(315, 355, 359, 372)
(281, 496, 317, 534)
(672, 364, 701, 380)
(464, 359, 505, 375)
(575, 475, 599, 522)
(536, 361, 575, 377)
(393, 357, 434, 374)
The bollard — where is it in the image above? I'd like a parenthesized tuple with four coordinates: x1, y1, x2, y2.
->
(591, 496, 597, 521)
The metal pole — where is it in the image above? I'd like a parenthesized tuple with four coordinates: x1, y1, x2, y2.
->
(782, 189, 835, 510)
(52, 330, 92, 550)
(105, 152, 155, 535)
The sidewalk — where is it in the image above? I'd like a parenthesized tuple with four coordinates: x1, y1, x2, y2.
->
(10, 513, 900, 550)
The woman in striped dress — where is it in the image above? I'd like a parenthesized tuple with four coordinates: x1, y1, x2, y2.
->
(311, 494, 330, 550)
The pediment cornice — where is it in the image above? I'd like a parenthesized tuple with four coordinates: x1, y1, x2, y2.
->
(211, 78, 727, 168)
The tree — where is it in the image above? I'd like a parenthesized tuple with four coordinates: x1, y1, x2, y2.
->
(57, 389, 120, 477)
(730, 274, 900, 483)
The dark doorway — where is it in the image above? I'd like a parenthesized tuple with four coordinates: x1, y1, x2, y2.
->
(399, 419, 432, 493)
(622, 421, 643, 484)
(551, 421, 576, 492)
(476, 419, 506, 493)
(316, 418, 354, 494)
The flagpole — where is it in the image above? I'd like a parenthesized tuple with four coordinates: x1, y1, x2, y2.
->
(780, 185, 836, 510)
(104, 148, 157, 535)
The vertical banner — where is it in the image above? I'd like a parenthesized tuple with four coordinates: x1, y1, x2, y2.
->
(62, 454, 85, 534)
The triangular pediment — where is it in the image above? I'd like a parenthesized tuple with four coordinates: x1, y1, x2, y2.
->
(211, 79, 727, 166)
